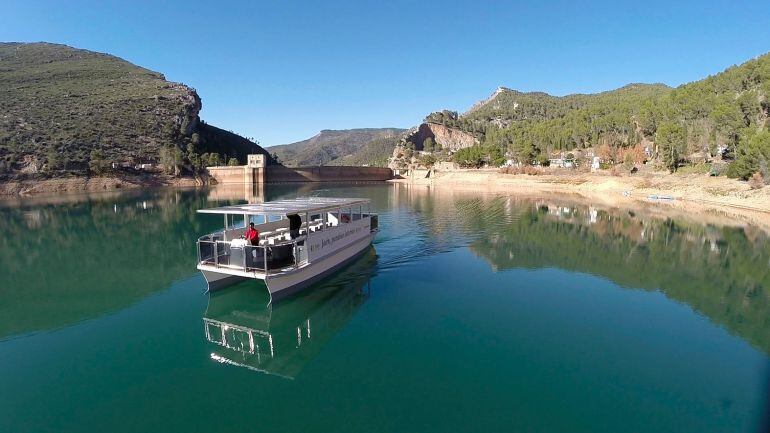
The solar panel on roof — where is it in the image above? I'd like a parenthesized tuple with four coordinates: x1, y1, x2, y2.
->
(197, 197, 370, 215)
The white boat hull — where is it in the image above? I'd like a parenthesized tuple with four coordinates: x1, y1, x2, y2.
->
(200, 269, 250, 291)
(266, 234, 374, 300)
(199, 232, 375, 302)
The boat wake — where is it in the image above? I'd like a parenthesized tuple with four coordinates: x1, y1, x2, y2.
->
(373, 196, 519, 273)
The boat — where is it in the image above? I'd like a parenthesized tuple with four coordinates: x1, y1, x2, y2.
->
(202, 248, 376, 379)
(196, 197, 378, 301)
(647, 194, 675, 201)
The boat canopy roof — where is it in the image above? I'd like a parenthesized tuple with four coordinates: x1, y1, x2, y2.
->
(197, 197, 370, 216)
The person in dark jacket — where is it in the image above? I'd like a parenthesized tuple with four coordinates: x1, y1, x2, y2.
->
(287, 214, 301, 239)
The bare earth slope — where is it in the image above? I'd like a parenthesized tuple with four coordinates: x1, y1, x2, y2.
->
(394, 169, 770, 225)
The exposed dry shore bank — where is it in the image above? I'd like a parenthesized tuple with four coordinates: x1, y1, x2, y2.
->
(0, 175, 201, 196)
(391, 169, 770, 227)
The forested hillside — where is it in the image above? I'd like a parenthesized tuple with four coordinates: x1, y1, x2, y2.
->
(326, 135, 402, 167)
(0, 42, 272, 178)
(269, 128, 404, 167)
(413, 53, 770, 181)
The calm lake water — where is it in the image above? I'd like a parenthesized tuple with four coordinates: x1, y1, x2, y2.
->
(1, 183, 769, 433)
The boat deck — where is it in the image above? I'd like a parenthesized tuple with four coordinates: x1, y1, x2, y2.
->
(196, 197, 378, 293)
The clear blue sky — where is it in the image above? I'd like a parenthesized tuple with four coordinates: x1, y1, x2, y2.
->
(2, 1, 769, 146)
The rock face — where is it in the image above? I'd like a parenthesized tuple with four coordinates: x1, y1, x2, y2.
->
(402, 123, 478, 152)
(178, 90, 202, 136)
(388, 122, 478, 170)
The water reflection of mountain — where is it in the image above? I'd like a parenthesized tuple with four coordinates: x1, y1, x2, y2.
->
(394, 185, 770, 353)
(471, 200, 770, 353)
(0, 189, 246, 339)
(203, 248, 376, 379)
(0, 184, 392, 340)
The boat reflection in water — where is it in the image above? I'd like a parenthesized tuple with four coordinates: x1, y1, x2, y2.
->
(202, 247, 376, 379)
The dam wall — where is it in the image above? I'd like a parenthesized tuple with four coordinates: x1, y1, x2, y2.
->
(207, 165, 392, 184)
(206, 166, 265, 184)
(265, 166, 392, 183)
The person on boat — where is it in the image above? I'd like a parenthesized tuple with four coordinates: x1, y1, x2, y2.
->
(287, 214, 302, 239)
(244, 222, 260, 246)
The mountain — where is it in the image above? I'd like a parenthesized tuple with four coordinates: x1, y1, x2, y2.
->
(461, 83, 671, 126)
(393, 53, 770, 180)
(268, 128, 405, 167)
(0, 42, 272, 177)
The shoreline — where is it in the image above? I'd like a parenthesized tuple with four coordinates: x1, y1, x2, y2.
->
(389, 169, 770, 228)
(3, 169, 769, 227)
(0, 174, 203, 196)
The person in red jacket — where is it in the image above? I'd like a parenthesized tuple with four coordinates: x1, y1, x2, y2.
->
(245, 222, 260, 246)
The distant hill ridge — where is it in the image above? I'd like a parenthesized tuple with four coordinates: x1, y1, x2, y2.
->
(467, 82, 672, 116)
(459, 82, 672, 126)
(0, 42, 272, 176)
(268, 128, 405, 167)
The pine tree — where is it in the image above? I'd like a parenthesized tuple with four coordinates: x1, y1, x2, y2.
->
(656, 122, 685, 172)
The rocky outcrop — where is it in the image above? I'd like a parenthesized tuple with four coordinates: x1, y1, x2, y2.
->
(388, 144, 411, 170)
(465, 86, 512, 115)
(388, 122, 479, 170)
(176, 85, 202, 136)
(401, 122, 478, 152)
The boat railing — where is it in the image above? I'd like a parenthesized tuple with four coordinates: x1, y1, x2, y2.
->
(197, 238, 303, 275)
(204, 317, 274, 357)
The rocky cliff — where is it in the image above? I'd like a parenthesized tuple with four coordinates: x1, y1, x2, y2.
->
(388, 122, 478, 169)
(414, 123, 478, 151)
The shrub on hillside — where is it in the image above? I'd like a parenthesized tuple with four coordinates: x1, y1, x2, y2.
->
(749, 172, 765, 189)
(452, 146, 485, 168)
(656, 121, 686, 172)
(88, 149, 108, 174)
(727, 130, 770, 180)
(498, 165, 544, 175)
(709, 164, 728, 176)
(677, 163, 711, 175)
(419, 154, 437, 167)
(453, 144, 507, 168)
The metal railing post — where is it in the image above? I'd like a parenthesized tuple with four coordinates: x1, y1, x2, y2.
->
(263, 247, 268, 275)
(214, 241, 219, 267)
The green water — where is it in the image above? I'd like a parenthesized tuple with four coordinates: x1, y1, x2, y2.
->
(1, 184, 769, 433)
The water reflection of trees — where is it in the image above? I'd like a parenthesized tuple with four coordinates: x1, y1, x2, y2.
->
(481, 205, 770, 354)
(0, 189, 241, 339)
(0, 184, 392, 340)
(399, 185, 770, 354)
